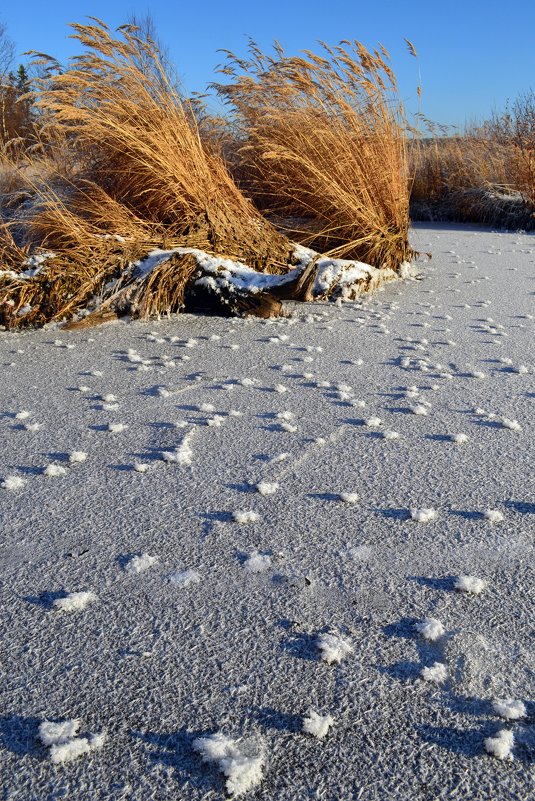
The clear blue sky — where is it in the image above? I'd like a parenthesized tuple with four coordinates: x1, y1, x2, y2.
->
(1, 0, 534, 129)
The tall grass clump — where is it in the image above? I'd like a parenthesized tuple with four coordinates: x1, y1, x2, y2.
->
(214, 39, 414, 270)
(0, 18, 291, 327)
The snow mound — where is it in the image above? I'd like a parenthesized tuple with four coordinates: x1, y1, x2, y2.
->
(69, 451, 88, 463)
(302, 710, 334, 739)
(53, 591, 97, 612)
(451, 433, 469, 444)
(492, 699, 526, 720)
(256, 481, 279, 496)
(39, 719, 105, 764)
(415, 617, 445, 641)
(107, 423, 128, 433)
(339, 492, 359, 504)
(316, 632, 353, 664)
(193, 732, 265, 797)
(484, 729, 514, 760)
(365, 416, 382, 427)
(501, 417, 522, 431)
(454, 575, 487, 595)
(484, 509, 504, 523)
(39, 719, 80, 746)
(43, 464, 67, 477)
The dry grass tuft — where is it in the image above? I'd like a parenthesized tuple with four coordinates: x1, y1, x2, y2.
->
(214, 39, 414, 270)
(1, 19, 291, 327)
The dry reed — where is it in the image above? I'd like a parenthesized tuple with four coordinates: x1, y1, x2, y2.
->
(214, 39, 414, 270)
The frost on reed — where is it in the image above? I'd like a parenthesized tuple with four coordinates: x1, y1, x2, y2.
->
(214, 39, 414, 270)
(0, 18, 291, 327)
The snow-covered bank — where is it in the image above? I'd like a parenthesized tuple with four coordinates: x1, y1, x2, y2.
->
(0, 224, 534, 800)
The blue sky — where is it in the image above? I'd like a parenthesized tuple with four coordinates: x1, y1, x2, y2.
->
(1, 0, 534, 129)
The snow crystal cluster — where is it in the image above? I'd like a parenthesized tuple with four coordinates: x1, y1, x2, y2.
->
(125, 554, 158, 574)
(302, 710, 334, 739)
(39, 719, 105, 764)
(420, 662, 448, 683)
(415, 617, 445, 641)
(410, 508, 438, 523)
(233, 511, 260, 524)
(193, 733, 265, 797)
(492, 699, 526, 720)
(316, 632, 353, 664)
(454, 575, 487, 595)
(53, 591, 97, 612)
(484, 729, 514, 760)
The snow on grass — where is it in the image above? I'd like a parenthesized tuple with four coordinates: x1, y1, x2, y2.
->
(193, 733, 265, 797)
(316, 632, 353, 664)
(484, 509, 504, 523)
(501, 417, 522, 431)
(107, 423, 128, 433)
(43, 464, 68, 477)
(451, 433, 469, 444)
(365, 416, 382, 427)
(233, 511, 260, 524)
(243, 552, 272, 573)
(53, 591, 97, 612)
(302, 710, 334, 739)
(410, 508, 438, 523)
(339, 492, 359, 504)
(420, 662, 448, 683)
(69, 451, 88, 463)
(1, 475, 27, 490)
(168, 568, 201, 588)
(454, 575, 487, 595)
(484, 729, 514, 760)
(256, 481, 279, 496)
(125, 553, 158, 574)
(415, 618, 445, 641)
(492, 699, 526, 720)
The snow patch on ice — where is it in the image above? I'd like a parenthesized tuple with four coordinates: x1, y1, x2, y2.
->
(53, 591, 97, 612)
(484, 729, 514, 760)
(316, 632, 353, 664)
(193, 732, 265, 797)
(415, 617, 445, 641)
(302, 710, 334, 739)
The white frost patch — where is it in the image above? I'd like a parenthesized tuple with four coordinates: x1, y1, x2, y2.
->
(39, 719, 80, 746)
(53, 591, 97, 612)
(43, 464, 67, 477)
(125, 553, 158, 574)
(233, 510, 260, 524)
(169, 568, 201, 588)
(454, 575, 487, 595)
(501, 417, 522, 431)
(365, 416, 382, 427)
(193, 733, 265, 797)
(492, 699, 526, 720)
(410, 508, 438, 523)
(69, 451, 88, 463)
(107, 423, 128, 433)
(484, 729, 514, 760)
(415, 617, 445, 641)
(243, 552, 272, 573)
(421, 662, 448, 683)
(316, 632, 353, 664)
(256, 481, 279, 496)
(451, 433, 469, 444)
(1, 475, 26, 490)
(484, 509, 504, 523)
(339, 492, 359, 504)
(302, 710, 334, 739)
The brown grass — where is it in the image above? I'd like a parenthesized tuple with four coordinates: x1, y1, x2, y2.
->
(213, 39, 414, 270)
(1, 19, 291, 328)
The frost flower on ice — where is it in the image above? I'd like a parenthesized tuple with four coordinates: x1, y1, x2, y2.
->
(302, 710, 334, 739)
(1, 475, 26, 490)
(69, 451, 88, 463)
(365, 416, 382, 427)
(339, 492, 359, 504)
(256, 481, 279, 497)
(316, 632, 353, 664)
(233, 510, 260, 524)
(421, 662, 448, 683)
(53, 591, 97, 612)
(107, 423, 128, 433)
(492, 699, 526, 720)
(484, 509, 504, 523)
(43, 464, 68, 477)
(125, 554, 158, 574)
(243, 552, 272, 573)
(39, 719, 106, 764)
(410, 508, 438, 523)
(454, 575, 487, 595)
(193, 733, 265, 797)
(484, 729, 514, 760)
(415, 617, 445, 641)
